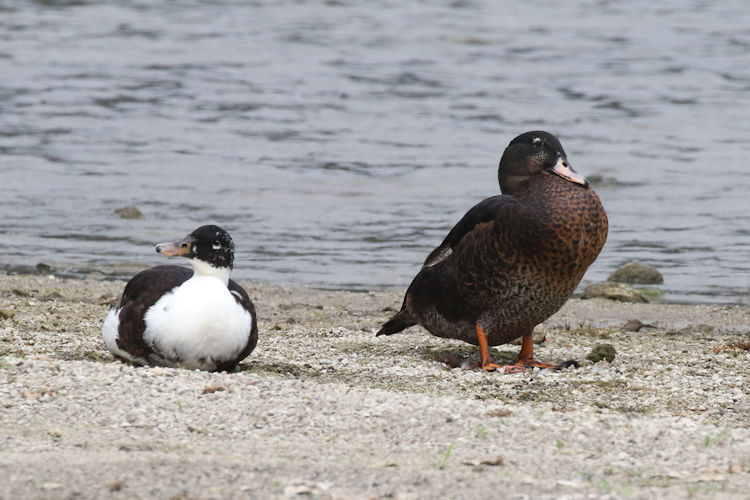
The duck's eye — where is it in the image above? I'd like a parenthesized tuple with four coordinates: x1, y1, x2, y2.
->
(532, 137, 542, 146)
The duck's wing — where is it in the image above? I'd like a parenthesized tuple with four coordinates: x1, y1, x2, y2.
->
(223, 280, 259, 368)
(114, 265, 193, 363)
(423, 195, 516, 268)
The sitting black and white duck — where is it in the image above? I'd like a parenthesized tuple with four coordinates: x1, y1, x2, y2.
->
(377, 131, 608, 372)
(102, 225, 258, 372)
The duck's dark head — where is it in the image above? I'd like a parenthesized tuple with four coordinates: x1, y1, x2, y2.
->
(155, 225, 235, 281)
(498, 131, 588, 194)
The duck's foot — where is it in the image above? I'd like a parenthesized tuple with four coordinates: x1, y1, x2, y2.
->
(514, 358, 560, 370)
(474, 323, 527, 374)
(512, 334, 580, 370)
(480, 361, 527, 373)
(439, 355, 525, 373)
(496, 358, 580, 371)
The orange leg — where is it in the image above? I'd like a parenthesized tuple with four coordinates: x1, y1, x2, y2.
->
(512, 333, 559, 369)
(476, 323, 526, 373)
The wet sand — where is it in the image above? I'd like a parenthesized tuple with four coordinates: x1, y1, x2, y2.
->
(1, 273, 749, 499)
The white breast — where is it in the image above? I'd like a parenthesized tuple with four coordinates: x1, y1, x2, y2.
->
(143, 275, 252, 370)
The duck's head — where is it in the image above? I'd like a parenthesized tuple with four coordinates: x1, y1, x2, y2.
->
(155, 225, 235, 281)
(498, 131, 589, 194)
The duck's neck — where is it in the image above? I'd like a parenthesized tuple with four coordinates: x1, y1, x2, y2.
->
(188, 259, 231, 286)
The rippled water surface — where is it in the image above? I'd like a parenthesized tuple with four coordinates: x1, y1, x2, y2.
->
(1, 0, 749, 303)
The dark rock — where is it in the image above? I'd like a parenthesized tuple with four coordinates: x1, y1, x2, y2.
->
(558, 359, 580, 369)
(35, 263, 53, 275)
(608, 261, 663, 284)
(581, 282, 648, 303)
(114, 205, 143, 219)
(586, 344, 616, 363)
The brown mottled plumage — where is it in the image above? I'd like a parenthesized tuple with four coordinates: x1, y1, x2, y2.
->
(377, 131, 608, 372)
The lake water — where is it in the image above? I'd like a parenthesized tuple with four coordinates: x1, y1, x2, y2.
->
(1, 0, 749, 304)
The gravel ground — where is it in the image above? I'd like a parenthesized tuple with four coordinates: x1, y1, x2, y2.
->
(1, 273, 749, 499)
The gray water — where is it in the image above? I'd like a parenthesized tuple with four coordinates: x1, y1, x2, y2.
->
(1, 0, 749, 304)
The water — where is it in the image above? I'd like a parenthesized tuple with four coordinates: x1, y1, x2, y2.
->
(1, 0, 749, 304)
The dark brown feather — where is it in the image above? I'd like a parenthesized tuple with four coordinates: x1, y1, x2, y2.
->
(114, 265, 192, 364)
(380, 161, 608, 347)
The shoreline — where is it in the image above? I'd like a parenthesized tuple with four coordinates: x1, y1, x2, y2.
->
(1, 273, 749, 499)
(2, 265, 747, 307)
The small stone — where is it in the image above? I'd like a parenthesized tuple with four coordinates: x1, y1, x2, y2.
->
(622, 319, 644, 332)
(0, 309, 13, 320)
(480, 456, 504, 466)
(608, 261, 663, 284)
(113, 205, 143, 219)
(581, 282, 648, 303)
(202, 383, 227, 394)
(586, 344, 616, 363)
(108, 481, 125, 492)
(487, 408, 512, 417)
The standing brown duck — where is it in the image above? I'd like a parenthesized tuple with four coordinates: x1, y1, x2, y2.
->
(377, 131, 608, 372)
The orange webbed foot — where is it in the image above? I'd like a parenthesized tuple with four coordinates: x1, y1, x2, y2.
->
(482, 361, 527, 373)
(513, 359, 560, 370)
(474, 323, 528, 374)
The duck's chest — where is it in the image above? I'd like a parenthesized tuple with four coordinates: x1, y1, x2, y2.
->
(143, 276, 252, 366)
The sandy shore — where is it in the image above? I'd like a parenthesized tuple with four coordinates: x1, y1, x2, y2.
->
(0, 273, 748, 499)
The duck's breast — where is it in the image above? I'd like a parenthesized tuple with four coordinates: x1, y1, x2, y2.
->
(143, 276, 252, 368)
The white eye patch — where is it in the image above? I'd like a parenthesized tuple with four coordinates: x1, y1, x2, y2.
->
(533, 137, 542, 145)
(212, 243, 222, 250)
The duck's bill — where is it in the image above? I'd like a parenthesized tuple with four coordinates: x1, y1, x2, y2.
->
(550, 157, 589, 188)
(155, 238, 193, 257)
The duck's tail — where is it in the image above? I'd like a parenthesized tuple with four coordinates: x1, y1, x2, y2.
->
(376, 309, 417, 337)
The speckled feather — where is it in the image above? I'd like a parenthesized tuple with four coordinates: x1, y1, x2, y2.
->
(378, 132, 608, 347)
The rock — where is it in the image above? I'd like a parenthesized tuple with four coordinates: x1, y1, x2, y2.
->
(586, 344, 616, 363)
(607, 261, 663, 284)
(35, 263, 53, 275)
(581, 282, 648, 303)
(114, 205, 143, 219)
(0, 309, 13, 320)
(622, 319, 644, 332)
(639, 287, 662, 302)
